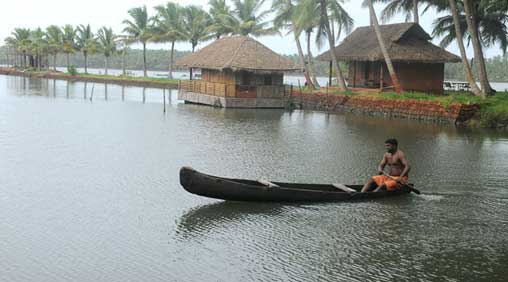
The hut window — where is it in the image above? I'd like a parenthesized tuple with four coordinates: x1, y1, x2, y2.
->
(264, 74, 272, 85)
(240, 72, 251, 85)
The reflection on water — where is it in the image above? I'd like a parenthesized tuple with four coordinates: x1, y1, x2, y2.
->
(1, 75, 507, 282)
(4, 75, 177, 105)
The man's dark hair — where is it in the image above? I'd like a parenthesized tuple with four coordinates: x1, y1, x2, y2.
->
(385, 138, 398, 146)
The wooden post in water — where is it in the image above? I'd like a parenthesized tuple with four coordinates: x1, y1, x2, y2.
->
(298, 79, 303, 109)
(105, 83, 108, 101)
(163, 88, 166, 113)
(84, 81, 87, 99)
(53, 79, 56, 97)
(89, 82, 95, 102)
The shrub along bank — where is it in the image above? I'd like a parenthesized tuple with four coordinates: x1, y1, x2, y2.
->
(290, 89, 508, 128)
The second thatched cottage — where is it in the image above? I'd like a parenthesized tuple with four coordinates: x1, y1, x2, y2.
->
(176, 36, 301, 108)
(317, 23, 461, 94)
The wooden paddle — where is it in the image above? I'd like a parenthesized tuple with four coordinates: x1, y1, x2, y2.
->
(383, 172, 421, 195)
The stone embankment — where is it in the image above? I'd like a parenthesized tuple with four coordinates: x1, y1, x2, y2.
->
(0, 67, 178, 89)
(288, 91, 480, 124)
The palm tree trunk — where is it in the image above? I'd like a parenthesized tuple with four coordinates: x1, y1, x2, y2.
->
(6, 47, 10, 67)
(142, 42, 147, 77)
(294, 30, 314, 89)
(306, 31, 319, 87)
(412, 0, 419, 23)
(84, 52, 88, 74)
(105, 56, 109, 75)
(448, 0, 482, 96)
(320, 0, 347, 90)
(66, 53, 70, 69)
(122, 44, 126, 76)
(368, 0, 401, 93)
(169, 41, 175, 79)
(53, 53, 57, 71)
(463, 0, 494, 96)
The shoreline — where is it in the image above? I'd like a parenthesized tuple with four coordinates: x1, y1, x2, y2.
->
(2, 67, 507, 128)
(0, 67, 179, 89)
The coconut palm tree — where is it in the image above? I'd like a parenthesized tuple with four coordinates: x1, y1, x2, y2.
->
(97, 27, 117, 75)
(10, 28, 31, 68)
(207, 0, 236, 39)
(123, 5, 153, 77)
(4, 37, 16, 67)
(367, 0, 402, 93)
(62, 25, 76, 70)
(297, 0, 350, 90)
(76, 24, 97, 74)
(230, 0, 277, 36)
(444, 0, 482, 96)
(431, 0, 504, 96)
(462, 0, 494, 95)
(46, 25, 63, 71)
(30, 28, 48, 70)
(273, 0, 314, 88)
(182, 5, 213, 52)
(153, 2, 184, 78)
(372, 0, 423, 23)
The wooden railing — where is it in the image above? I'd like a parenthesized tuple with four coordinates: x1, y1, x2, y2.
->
(179, 80, 288, 99)
(179, 80, 232, 97)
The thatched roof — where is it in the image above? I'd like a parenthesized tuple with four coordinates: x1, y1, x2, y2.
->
(175, 36, 302, 72)
(316, 23, 461, 63)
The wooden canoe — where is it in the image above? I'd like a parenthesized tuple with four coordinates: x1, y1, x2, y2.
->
(179, 167, 412, 202)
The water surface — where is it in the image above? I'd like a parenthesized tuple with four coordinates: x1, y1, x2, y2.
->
(1, 75, 507, 282)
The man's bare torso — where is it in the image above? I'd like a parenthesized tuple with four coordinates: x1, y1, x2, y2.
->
(385, 150, 406, 176)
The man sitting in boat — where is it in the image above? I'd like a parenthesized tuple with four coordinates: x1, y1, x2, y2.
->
(361, 138, 410, 192)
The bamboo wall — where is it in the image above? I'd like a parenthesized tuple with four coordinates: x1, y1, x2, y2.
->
(180, 68, 286, 98)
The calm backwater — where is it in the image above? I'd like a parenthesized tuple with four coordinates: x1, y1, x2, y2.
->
(1, 75, 507, 282)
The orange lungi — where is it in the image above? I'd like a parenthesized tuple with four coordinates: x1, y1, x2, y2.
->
(372, 175, 408, 191)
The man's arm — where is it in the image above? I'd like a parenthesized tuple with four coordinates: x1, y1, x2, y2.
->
(377, 154, 388, 174)
(398, 151, 410, 179)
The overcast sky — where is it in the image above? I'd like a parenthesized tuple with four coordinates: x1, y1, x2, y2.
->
(0, 0, 502, 58)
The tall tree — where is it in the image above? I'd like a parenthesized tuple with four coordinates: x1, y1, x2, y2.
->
(207, 0, 235, 39)
(462, 0, 494, 95)
(373, 0, 423, 23)
(30, 28, 48, 70)
(97, 27, 117, 75)
(153, 2, 184, 78)
(62, 25, 76, 70)
(123, 6, 153, 77)
(300, 0, 350, 90)
(432, 0, 506, 96)
(230, 0, 277, 36)
(46, 25, 63, 71)
(182, 5, 213, 52)
(273, 0, 314, 88)
(76, 24, 97, 74)
(368, 0, 401, 93)
(444, 0, 482, 96)
(10, 28, 31, 68)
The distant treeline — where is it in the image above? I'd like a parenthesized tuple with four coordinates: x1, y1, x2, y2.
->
(1, 45, 506, 82)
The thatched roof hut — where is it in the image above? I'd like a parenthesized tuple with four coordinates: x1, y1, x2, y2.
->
(176, 36, 299, 108)
(176, 36, 302, 72)
(317, 23, 461, 94)
(316, 22, 460, 63)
